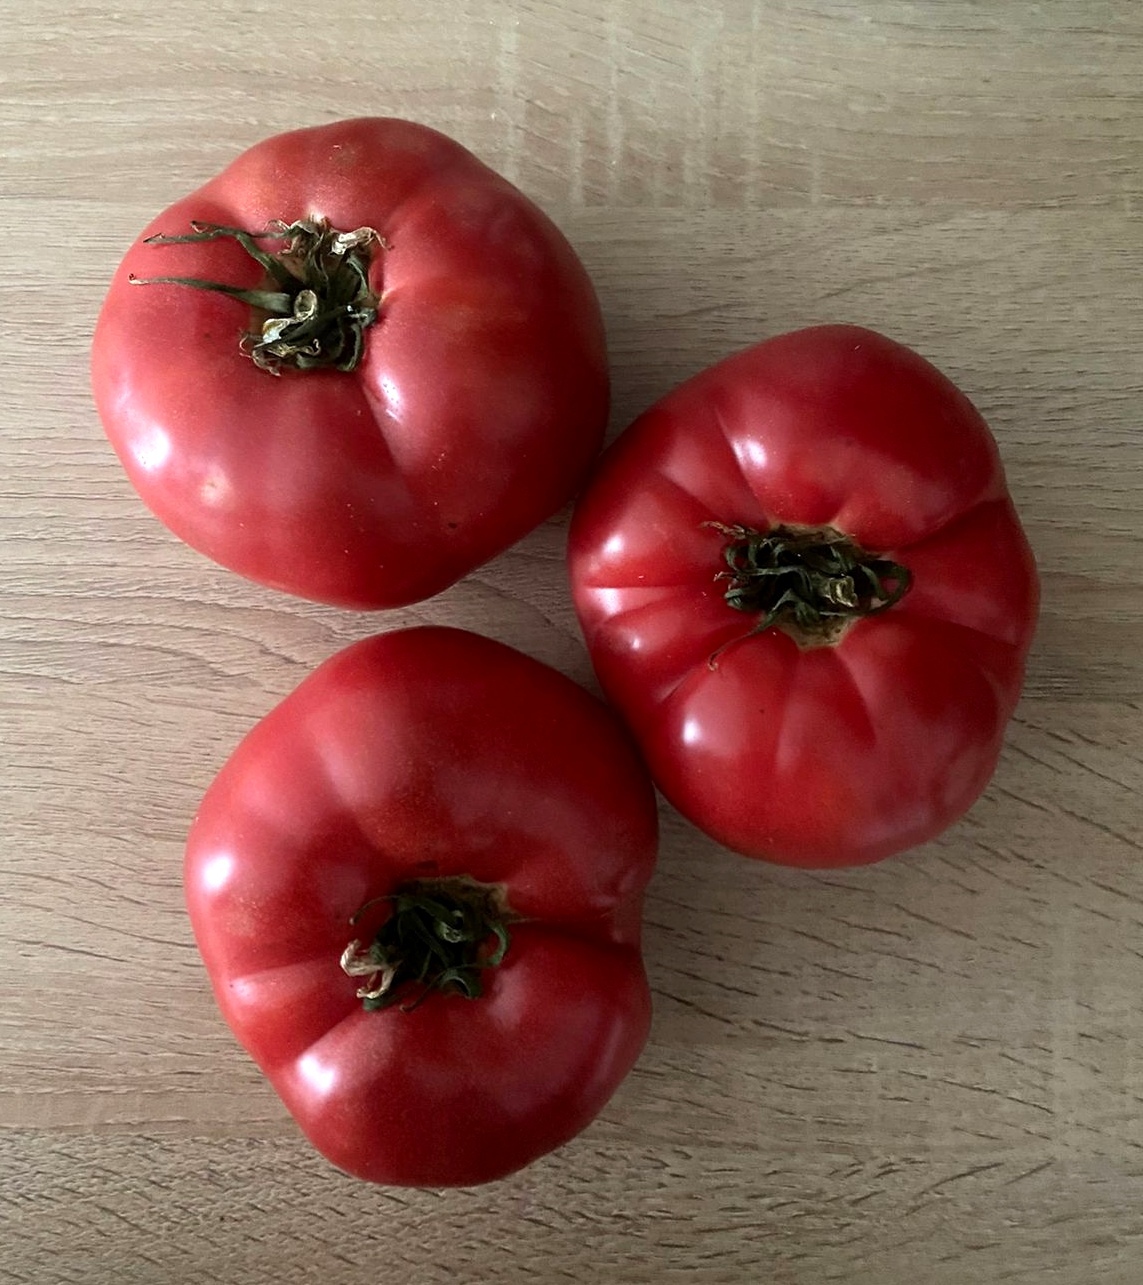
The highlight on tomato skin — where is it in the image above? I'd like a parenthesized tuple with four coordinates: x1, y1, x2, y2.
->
(568, 324, 1040, 869)
(91, 117, 610, 610)
(184, 626, 658, 1187)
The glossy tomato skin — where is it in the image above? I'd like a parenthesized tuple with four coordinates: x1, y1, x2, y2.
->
(185, 627, 657, 1186)
(92, 119, 608, 609)
(568, 326, 1039, 868)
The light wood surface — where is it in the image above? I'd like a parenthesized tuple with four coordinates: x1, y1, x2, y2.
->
(3, 2, 1142, 1281)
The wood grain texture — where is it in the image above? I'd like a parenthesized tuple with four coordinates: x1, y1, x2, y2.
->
(2, 1, 1142, 1281)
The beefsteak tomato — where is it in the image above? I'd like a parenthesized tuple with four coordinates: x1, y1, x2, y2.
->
(185, 627, 658, 1186)
(92, 118, 608, 608)
(568, 325, 1038, 867)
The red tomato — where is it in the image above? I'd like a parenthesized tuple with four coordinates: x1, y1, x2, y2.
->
(92, 118, 608, 608)
(568, 326, 1039, 868)
(185, 627, 657, 1186)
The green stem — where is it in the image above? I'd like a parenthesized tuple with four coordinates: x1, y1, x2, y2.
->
(709, 522, 912, 643)
(339, 878, 511, 1013)
(129, 218, 382, 375)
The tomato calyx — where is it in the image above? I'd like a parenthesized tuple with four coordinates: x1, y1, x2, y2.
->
(129, 218, 382, 374)
(708, 522, 912, 646)
(339, 877, 512, 1012)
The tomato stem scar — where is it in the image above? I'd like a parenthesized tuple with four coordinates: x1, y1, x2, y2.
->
(129, 218, 383, 374)
(707, 522, 912, 649)
(340, 877, 512, 1012)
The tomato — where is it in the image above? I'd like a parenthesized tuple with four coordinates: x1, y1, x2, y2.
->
(184, 627, 657, 1186)
(92, 118, 608, 609)
(568, 325, 1039, 868)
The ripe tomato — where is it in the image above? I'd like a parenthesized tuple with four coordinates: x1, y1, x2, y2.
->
(92, 118, 608, 609)
(185, 627, 657, 1186)
(568, 326, 1039, 868)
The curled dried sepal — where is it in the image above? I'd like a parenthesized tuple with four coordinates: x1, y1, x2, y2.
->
(340, 879, 512, 1013)
(129, 218, 382, 374)
(708, 521, 912, 650)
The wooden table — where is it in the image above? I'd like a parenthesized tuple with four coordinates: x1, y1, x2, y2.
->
(3, 3, 1140, 1281)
